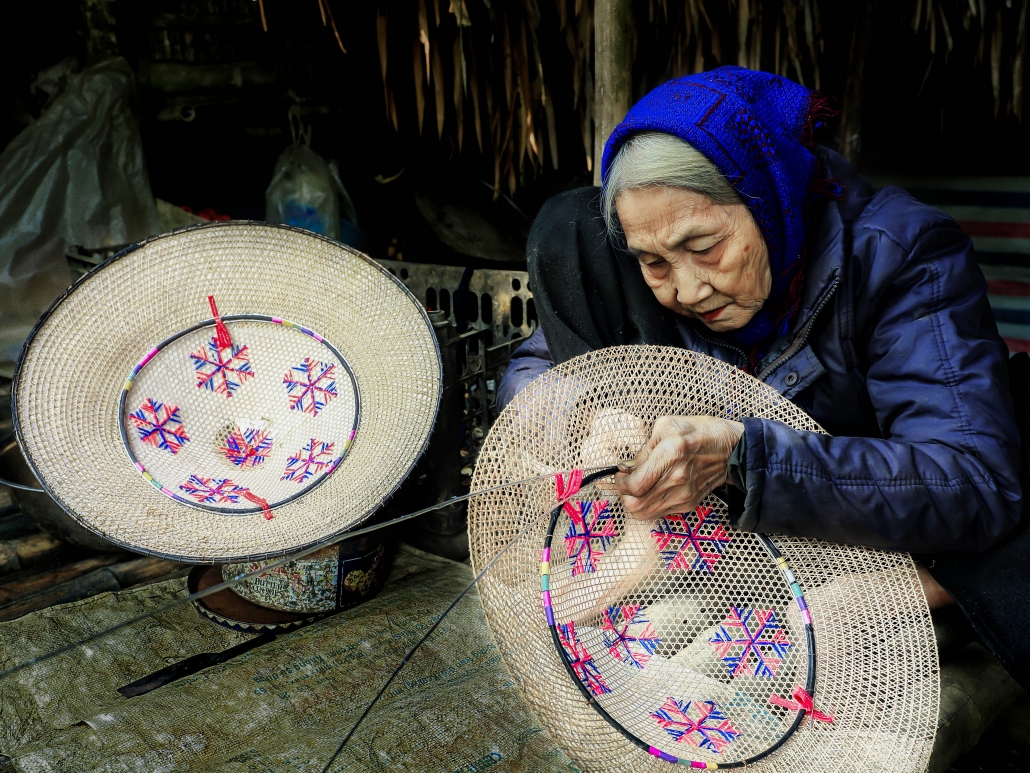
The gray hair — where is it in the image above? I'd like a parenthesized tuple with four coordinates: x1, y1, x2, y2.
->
(600, 132, 740, 238)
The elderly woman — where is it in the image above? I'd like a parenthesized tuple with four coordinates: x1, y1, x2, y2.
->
(498, 67, 1030, 686)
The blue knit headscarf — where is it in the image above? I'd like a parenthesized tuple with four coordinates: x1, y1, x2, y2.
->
(601, 66, 833, 355)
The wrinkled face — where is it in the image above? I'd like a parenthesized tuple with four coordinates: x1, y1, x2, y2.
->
(616, 185, 771, 332)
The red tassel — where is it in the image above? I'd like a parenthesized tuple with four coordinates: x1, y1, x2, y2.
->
(555, 469, 584, 501)
(208, 295, 233, 351)
(243, 491, 274, 520)
(769, 686, 834, 724)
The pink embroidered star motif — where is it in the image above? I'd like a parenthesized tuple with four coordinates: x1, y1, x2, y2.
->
(281, 438, 337, 483)
(651, 698, 739, 753)
(179, 475, 248, 505)
(563, 500, 617, 576)
(558, 621, 610, 696)
(283, 358, 338, 416)
(650, 505, 731, 573)
(220, 427, 274, 468)
(708, 606, 793, 678)
(129, 398, 190, 454)
(600, 604, 661, 669)
(190, 338, 254, 398)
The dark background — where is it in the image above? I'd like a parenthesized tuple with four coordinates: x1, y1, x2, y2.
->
(0, 0, 1026, 266)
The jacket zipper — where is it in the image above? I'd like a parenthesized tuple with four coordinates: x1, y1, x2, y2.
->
(756, 276, 841, 382)
(689, 327, 749, 365)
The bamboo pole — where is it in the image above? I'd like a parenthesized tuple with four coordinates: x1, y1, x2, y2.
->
(0, 557, 185, 622)
(593, 0, 635, 185)
(0, 532, 66, 576)
(0, 554, 123, 606)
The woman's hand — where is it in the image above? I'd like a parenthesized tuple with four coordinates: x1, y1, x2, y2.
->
(615, 416, 744, 520)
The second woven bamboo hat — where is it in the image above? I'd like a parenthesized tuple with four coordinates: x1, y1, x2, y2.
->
(13, 222, 441, 563)
(468, 346, 939, 773)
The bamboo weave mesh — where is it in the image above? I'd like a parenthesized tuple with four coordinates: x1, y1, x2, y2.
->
(468, 346, 939, 773)
(14, 222, 441, 563)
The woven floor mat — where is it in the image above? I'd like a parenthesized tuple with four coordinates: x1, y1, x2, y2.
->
(0, 544, 574, 773)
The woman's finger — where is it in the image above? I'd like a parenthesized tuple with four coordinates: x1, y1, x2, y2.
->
(616, 443, 672, 499)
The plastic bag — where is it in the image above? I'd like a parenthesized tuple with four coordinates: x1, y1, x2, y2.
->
(264, 123, 358, 242)
(0, 57, 158, 373)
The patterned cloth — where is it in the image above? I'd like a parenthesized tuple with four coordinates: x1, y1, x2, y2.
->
(601, 66, 827, 352)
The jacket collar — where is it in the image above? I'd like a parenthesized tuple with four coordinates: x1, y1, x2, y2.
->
(794, 147, 873, 322)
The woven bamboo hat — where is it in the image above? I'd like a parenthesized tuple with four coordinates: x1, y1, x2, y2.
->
(468, 346, 939, 773)
(12, 222, 441, 563)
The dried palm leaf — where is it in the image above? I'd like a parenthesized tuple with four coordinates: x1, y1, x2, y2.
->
(503, 16, 514, 108)
(517, 19, 535, 115)
(317, 0, 327, 26)
(697, 0, 713, 29)
(449, 0, 472, 27)
(323, 0, 346, 53)
(583, 29, 594, 173)
(938, 3, 953, 60)
(750, 0, 762, 71)
(389, 84, 398, 131)
(913, 0, 924, 31)
(803, 0, 815, 60)
(813, 0, 822, 52)
(992, 8, 1003, 117)
(1016, 0, 1029, 121)
(414, 35, 426, 134)
(738, 0, 749, 67)
(453, 38, 464, 149)
(485, 69, 496, 141)
(686, 0, 695, 40)
(567, 21, 581, 103)
(433, 0, 441, 27)
(802, 0, 819, 87)
(433, 35, 446, 139)
(377, 8, 388, 78)
(517, 81, 530, 168)
(418, 0, 431, 77)
(527, 105, 540, 165)
(544, 82, 559, 169)
(929, 1, 936, 55)
(256, 0, 267, 32)
(530, 24, 546, 103)
(775, 17, 782, 74)
(470, 40, 484, 151)
(783, 0, 804, 85)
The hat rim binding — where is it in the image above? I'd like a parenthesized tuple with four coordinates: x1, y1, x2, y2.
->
(468, 346, 939, 773)
(11, 220, 443, 564)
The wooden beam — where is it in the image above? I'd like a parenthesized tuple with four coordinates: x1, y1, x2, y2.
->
(593, 0, 635, 185)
